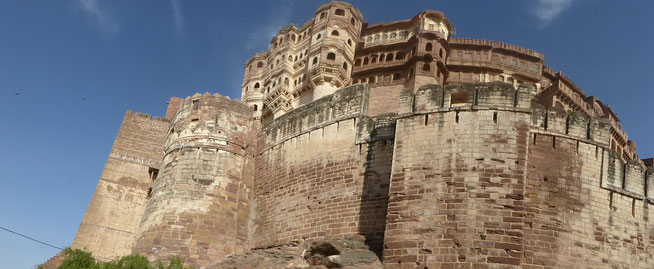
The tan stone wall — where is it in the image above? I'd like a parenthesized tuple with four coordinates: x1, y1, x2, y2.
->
(383, 83, 532, 268)
(523, 108, 654, 268)
(132, 94, 256, 268)
(253, 84, 392, 254)
(72, 111, 169, 261)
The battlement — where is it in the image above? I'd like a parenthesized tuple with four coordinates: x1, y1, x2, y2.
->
(124, 110, 170, 123)
(530, 104, 611, 146)
(260, 83, 369, 148)
(399, 82, 533, 116)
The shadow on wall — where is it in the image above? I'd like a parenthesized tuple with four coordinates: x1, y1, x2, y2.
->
(358, 130, 394, 258)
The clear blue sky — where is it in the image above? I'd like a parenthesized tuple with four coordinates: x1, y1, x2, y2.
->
(1, 0, 652, 268)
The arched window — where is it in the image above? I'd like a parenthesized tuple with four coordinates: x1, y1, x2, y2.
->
(245, 86, 248, 92)
(288, 55, 292, 61)
(367, 36, 372, 43)
(439, 49, 443, 58)
(284, 77, 289, 85)
(316, 33, 321, 40)
(374, 34, 380, 41)
(335, 9, 345, 16)
(386, 53, 394, 61)
(395, 52, 405, 60)
(342, 62, 348, 70)
(331, 30, 339, 36)
(350, 18, 355, 26)
(425, 43, 433, 51)
(382, 33, 388, 41)
(300, 53, 303, 58)
(253, 104, 258, 111)
(423, 63, 431, 71)
(371, 54, 377, 63)
(369, 76, 375, 83)
(379, 54, 385, 62)
(276, 59, 279, 65)
(313, 57, 318, 65)
(390, 32, 397, 39)
(363, 57, 369, 65)
(393, 73, 402, 81)
(319, 12, 326, 20)
(254, 82, 260, 89)
(291, 34, 296, 41)
(355, 59, 361, 66)
(257, 62, 263, 68)
(327, 52, 336, 60)
(294, 56, 298, 62)
(347, 39, 352, 46)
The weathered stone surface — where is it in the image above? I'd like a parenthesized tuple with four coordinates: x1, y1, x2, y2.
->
(210, 237, 382, 269)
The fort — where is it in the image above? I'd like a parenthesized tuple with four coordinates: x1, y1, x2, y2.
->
(47, 1, 654, 268)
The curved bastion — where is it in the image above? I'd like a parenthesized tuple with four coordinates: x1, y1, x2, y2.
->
(131, 93, 257, 267)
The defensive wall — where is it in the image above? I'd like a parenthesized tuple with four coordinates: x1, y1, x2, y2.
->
(71, 111, 170, 261)
(253, 83, 393, 254)
(382, 82, 654, 268)
(131, 93, 258, 268)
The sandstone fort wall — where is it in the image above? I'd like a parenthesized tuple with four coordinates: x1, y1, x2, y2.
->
(254, 84, 392, 253)
(132, 94, 257, 268)
(71, 111, 170, 261)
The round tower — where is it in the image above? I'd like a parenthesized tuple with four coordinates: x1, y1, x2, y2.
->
(305, 1, 363, 100)
(132, 93, 257, 268)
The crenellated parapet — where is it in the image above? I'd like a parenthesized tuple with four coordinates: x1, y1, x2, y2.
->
(259, 83, 369, 149)
(398, 81, 533, 116)
(529, 103, 654, 204)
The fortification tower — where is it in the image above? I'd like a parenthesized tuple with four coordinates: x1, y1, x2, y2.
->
(303, 1, 362, 101)
(242, 52, 267, 120)
(131, 93, 257, 267)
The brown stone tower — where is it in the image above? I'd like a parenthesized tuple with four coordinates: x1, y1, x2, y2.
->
(131, 93, 257, 267)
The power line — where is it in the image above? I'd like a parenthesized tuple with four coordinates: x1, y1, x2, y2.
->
(0, 226, 65, 251)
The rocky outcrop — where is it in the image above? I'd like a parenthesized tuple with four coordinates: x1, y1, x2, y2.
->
(210, 236, 382, 269)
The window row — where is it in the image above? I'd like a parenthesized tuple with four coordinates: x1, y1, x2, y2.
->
(364, 30, 411, 44)
(354, 52, 406, 67)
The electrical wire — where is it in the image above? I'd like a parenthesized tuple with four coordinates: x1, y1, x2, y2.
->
(0, 226, 65, 251)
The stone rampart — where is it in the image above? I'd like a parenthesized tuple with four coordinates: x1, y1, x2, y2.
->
(383, 83, 533, 268)
(253, 83, 392, 255)
(132, 93, 257, 268)
(72, 110, 170, 261)
(525, 105, 654, 268)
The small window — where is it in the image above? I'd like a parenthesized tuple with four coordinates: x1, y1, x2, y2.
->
(254, 82, 260, 89)
(371, 55, 377, 63)
(530, 65, 540, 72)
(369, 76, 376, 83)
(501, 57, 507, 63)
(520, 62, 527, 69)
(316, 34, 321, 40)
(192, 100, 199, 110)
(320, 12, 326, 20)
(355, 59, 361, 66)
(425, 43, 432, 51)
(386, 53, 393, 61)
(313, 57, 318, 65)
(253, 104, 258, 111)
(335, 9, 345, 16)
(439, 49, 443, 58)
(327, 52, 336, 60)
(363, 57, 369, 65)
(456, 52, 462, 58)
(465, 53, 472, 59)
(343, 62, 348, 70)
(393, 73, 402, 81)
(350, 18, 355, 25)
(331, 30, 339, 36)
(395, 52, 405, 60)
(257, 62, 263, 68)
(148, 168, 159, 181)
(347, 39, 352, 46)
(423, 63, 431, 71)
(390, 33, 397, 39)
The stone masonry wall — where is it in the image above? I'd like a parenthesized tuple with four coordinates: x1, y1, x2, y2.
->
(383, 83, 533, 268)
(523, 105, 654, 268)
(72, 111, 170, 261)
(132, 93, 257, 268)
(254, 84, 393, 254)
